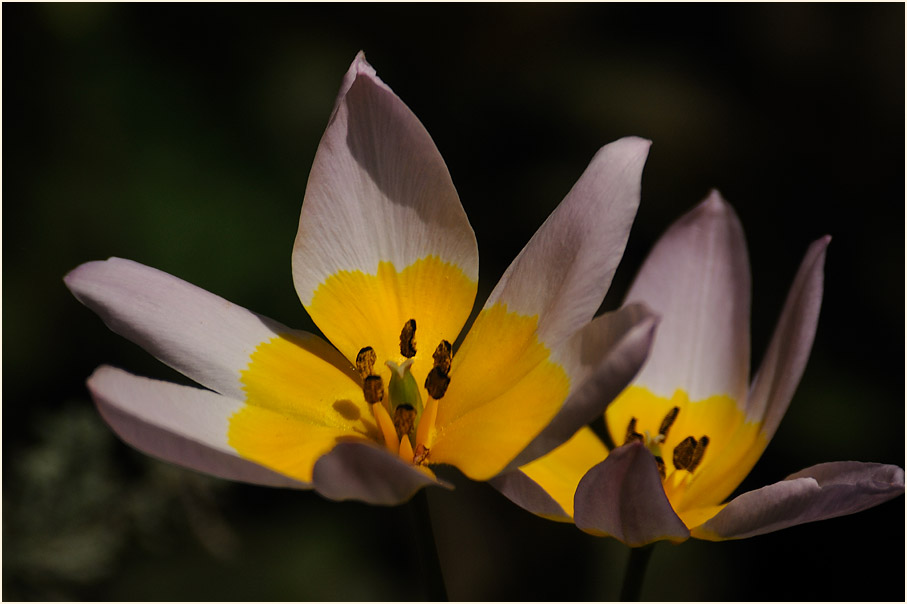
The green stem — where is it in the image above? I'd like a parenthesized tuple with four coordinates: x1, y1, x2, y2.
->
(408, 489, 448, 601)
(620, 543, 656, 601)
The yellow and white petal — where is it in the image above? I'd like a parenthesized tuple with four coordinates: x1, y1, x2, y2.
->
(91, 365, 442, 503)
(293, 52, 478, 371)
(88, 365, 307, 488)
(508, 303, 658, 469)
(65, 258, 297, 400)
(747, 236, 830, 437)
(495, 427, 609, 522)
(428, 303, 571, 480)
(624, 191, 751, 405)
(678, 237, 829, 509)
(481, 137, 650, 351)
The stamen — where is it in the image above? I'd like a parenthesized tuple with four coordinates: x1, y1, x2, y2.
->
(432, 340, 452, 374)
(425, 367, 450, 399)
(413, 443, 430, 465)
(394, 405, 417, 440)
(625, 417, 644, 444)
(398, 431, 414, 461)
(653, 455, 667, 480)
(690, 435, 709, 471)
(414, 396, 438, 462)
(399, 319, 417, 358)
(424, 339, 453, 400)
(363, 375, 384, 405)
(658, 406, 680, 438)
(371, 397, 399, 451)
(673, 435, 709, 472)
(356, 346, 377, 380)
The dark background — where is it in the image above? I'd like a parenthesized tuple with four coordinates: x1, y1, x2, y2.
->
(3, 3, 904, 601)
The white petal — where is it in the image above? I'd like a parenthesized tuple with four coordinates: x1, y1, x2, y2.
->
(624, 191, 751, 403)
(747, 236, 830, 433)
(694, 461, 904, 540)
(88, 365, 305, 488)
(292, 51, 478, 307)
(482, 137, 650, 349)
(65, 257, 301, 400)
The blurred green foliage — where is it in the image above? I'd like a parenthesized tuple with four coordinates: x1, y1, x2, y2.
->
(3, 3, 903, 600)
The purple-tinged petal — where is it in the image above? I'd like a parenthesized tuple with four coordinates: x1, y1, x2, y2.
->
(574, 441, 690, 546)
(624, 191, 751, 404)
(313, 441, 449, 505)
(507, 303, 658, 469)
(292, 50, 478, 316)
(693, 461, 904, 541)
(65, 257, 316, 400)
(747, 236, 830, 437)
(481, 137, 650, 350)
(88, 365, 306, 488)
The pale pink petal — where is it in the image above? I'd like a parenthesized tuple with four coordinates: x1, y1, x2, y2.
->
(64, 258, 333, 400)
(507, 303, 658, 468)
(747, 236, 830, 435)
(624, 191, 751, 404)
(481, 137, 651, 350)
(88, 365, 305, 488)
(574, 441, 690, 546)
(693, 461, 904, 540)
(292, 51, 478, 306)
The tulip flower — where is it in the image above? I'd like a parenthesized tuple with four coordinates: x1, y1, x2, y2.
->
(65, 52, 658, 505)
(496, 192, 904, 544)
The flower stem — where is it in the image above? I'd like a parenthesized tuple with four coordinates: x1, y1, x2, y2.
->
(620, 543, 656, 601)
(409, 489, 448, 601)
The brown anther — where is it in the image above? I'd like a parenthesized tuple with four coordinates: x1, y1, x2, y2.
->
(356, 346, 377, 380)
(658, 406, 680, 438)
(399, 319, 417, 358)
(625, 417, 644, 444)
(425, 366, 451, 399)
(654, 455, 667, 480)
(413, 443, 430, 465)
(673, 435, 709, 472)
(393, 405, 417, 440)
(432, 340, 452, 374)
(689, 435, 709, 471)
(363, 375, 384, 405)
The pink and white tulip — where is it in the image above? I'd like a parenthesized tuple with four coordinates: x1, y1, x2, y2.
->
(498, 192, 904, 544)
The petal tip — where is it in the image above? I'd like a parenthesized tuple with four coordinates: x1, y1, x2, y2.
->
(600, 136, 652, 161)
(63, 259, 106, 295)
(351, 50, 376, 78)
(701, 189, 731, 213)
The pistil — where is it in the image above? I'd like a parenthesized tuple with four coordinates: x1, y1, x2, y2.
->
(357, 321, 454, 467)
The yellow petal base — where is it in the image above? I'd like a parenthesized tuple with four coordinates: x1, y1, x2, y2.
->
(229, 333, 374, 483)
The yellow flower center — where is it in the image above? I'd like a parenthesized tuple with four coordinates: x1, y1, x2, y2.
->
(606, 386, 767, 528)
(356, 320, 452, 466)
